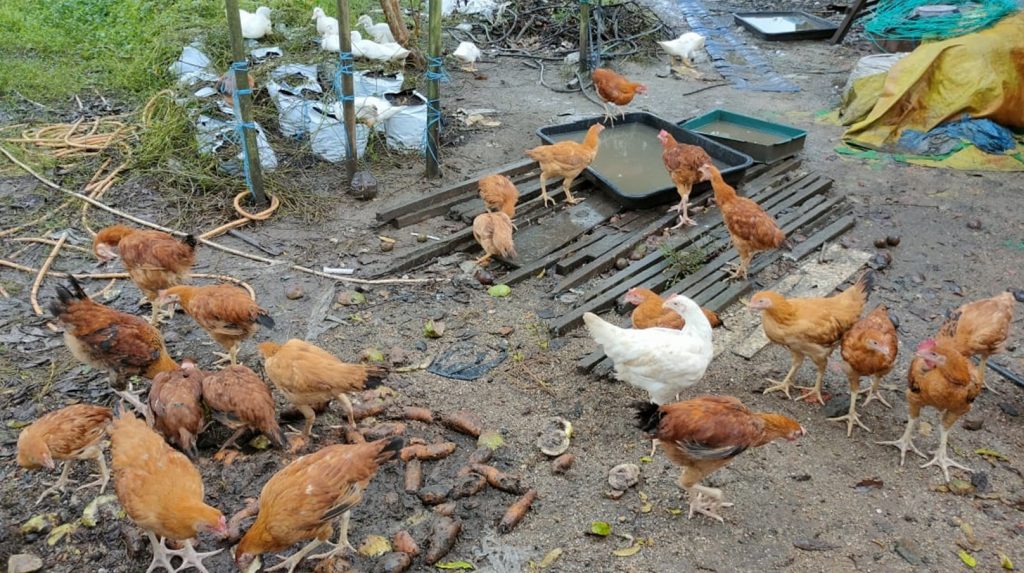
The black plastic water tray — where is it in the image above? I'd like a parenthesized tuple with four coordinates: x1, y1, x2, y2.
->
(536, 112, 753, 209)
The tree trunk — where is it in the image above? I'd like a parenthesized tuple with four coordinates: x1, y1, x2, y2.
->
(381, 0, 426, 69)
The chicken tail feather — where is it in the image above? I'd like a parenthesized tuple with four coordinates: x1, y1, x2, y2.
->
(363, 365, 389, 389)
(855, 269, 875, 296)
(49, 276, 89, 317)
(268, 425, 289, 450)
(182, 234, 198, 250)
(255, 312, 275, 329)
(377, 436, 405, 463)
(633, 401, 662, 434)
(1008, 287, 1024, 304)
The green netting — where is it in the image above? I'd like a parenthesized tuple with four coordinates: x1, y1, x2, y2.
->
(864, 0, 1018, 40)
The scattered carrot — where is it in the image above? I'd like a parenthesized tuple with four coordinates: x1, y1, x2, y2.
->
(439, 411, 483, 437)
(378, 552, 412, 573)
(400, 442, 457, 462)
(424, 516, 462, 565)
(401, 406, 434, 423)
(498, 489, 537, 534)
(404, 459, 423, 493)
(363, 422, 406, 441)
(393, 530, 420, 556)
(450, 473, 487, 500)
(433, 502, 456, 517)
(551, 454, 575, 474)
(468, 464, 527, 495)
(353, 399, 391, 421)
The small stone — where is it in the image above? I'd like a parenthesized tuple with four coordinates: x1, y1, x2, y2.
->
(7, 554, 43, 573)
(615, 258, 629, 270)
(556, 292, 579, 304)
(962, 418, 983, 431)
(474, 269, 495, 286)
(537, 417, 572, 457)
(551, 454, 575, 474)
(607, 463, 640, 491)
(336, 291, 366, 306)
(351, 171, 379, 200)
(910, 272, 925, 285)
(874, 238, 888, 249)
(970, 472, 990, 493)
(285, 285, 305, 300)
(998, 402, 1020, 417)
(948, 478, 975, 495)
(415, 341, 427, 351)
(380, 240, 395, 253)
(629, 244, 647, 261)
(894, 537, 924, 566)
(605, 489, 626, 500)
(376, 552, 412, 573)
(790, 474, 812, 482)
(966, 219, 982, 230)
(868, 252, 892, 271)
(416, 233, 428, 243)
(886, 235, 901, 246)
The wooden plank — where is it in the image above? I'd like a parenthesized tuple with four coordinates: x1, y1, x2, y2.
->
(503, 193, 621, 268)
(554, 181, 838, 336)
(557, 231, 633, 274)
(371, 227, 477, 277)
(831, 0, 876, 44)
(585, 207, 854, 374)
(784, 214, 856, 261)
(376, 158, 537, 226)
(449, 173, 573, 224)
(502, 229, 610, 285)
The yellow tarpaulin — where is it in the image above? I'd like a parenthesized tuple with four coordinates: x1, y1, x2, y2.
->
(841, 12, 1024, 171)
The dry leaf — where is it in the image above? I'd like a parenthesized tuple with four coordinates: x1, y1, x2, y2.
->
(537, 548, 562, 568)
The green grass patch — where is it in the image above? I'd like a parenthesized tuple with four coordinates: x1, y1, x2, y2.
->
(0, 0, 378, 105)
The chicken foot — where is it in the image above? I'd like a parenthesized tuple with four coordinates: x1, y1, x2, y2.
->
(723, 253, 753, 281)
(793, 363, 828, 405)
(73, 445, 110, 494)
(291, 404, 319, 438)
(877, 415, 927, 466)
(763, 352, 804, 399)
(34, 459, 75, 505)
(145, 533, 221, 573)
(828, 379, 869, 437)
(685, 485, 733, 523)
(668, 186, 696, 228)
(212, 345, 240, 367)
(562, 179, 582, 205)
(858, 375, 898, 408)
(309, 511, 356, 558)
(537, 175, 555, 208)
(474, 254, 493, 267)
(920, 416, 973, 482)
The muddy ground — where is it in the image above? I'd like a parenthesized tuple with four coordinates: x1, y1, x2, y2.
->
(2, 1, 1024, 571)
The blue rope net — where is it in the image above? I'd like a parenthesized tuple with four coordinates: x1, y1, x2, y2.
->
(864, 0, 1018, 41)
(228, 60, 257, 198)
(424, 55, 449, 162)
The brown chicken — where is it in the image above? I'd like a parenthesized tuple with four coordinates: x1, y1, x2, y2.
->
(234, 438, 404, 572)
(938, 291, 1018, 393)
(48, 277, 177, 415)
(472, 212, 517, 267)
(748, 272, 872, 404)
(624, 287, 723, 330)
(479, 173, 519, 217)
(17, 404, 113, 505)
(93, 225, 197, 324)
(635, 397, 804, 522)
(149, 359, 206, 460)
(831, 305, 899, 436)
(657, 130, 711, 229)
(592, 68, 647, 122)
(877, 337, 981, 482)
(524, 123, 604, 207)
(157, 284, 275, 365)
(202, 364, 288, 451)
(257, 339, 387, 437)
(699, 164, 786, 280)
(110, 410, 227, 572)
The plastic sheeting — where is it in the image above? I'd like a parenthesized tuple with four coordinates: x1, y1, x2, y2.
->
(841, 13, 1024, 170)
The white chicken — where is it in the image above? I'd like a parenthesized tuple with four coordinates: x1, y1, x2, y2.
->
(350, 31, 411, 62)
(311, 7, 339, 36)
(326, 96, 402, 128)
(583, 294, 714, 405)
(658, 32, 706, 78)
(239, 7, 272, 39)
(358, 14, 396, 43)
(453, 41, 482, 72)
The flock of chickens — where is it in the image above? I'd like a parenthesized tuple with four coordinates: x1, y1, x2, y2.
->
(16, 225, 404, 572)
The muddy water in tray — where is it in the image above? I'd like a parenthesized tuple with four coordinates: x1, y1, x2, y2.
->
(548, 123, 725, 198)
(695, 120, 788, 146)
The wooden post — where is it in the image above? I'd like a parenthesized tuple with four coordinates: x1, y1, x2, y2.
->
(336, 0, 358, 179)
(579, 0, 591, 74)
(425, 0, 442, 178)
(223, 0, 268, 205)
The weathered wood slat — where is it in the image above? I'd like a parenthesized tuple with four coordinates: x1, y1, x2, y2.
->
(551, 177, 836, 336)
(448, 172, 582, 224)
(502, 193, 621, 268)
(585, 205, 854, 375)
(377, 158, 538, 227)
(502, 229, 611, 285)
(784, 214, 856, 261)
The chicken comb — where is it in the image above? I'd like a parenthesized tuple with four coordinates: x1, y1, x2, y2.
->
(916, 338, 937, 352)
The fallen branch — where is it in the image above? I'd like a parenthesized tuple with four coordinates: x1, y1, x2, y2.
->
(0, 144, 438, 285)
(31, 233, 67, 316)
(11, 237, 92, 255)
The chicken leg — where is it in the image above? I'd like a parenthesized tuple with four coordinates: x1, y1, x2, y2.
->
(793, 354, 829, 405)
(877, 414, 927, 465)
(668, 185, 695, 228)
(475, 254, 493, 267)
(293, 404, 318, 438)
(213, 343, 241, 367)
(828, 377, 869, 436)
(265, 538, 323, 573)
(145, 533, 221, 573)
(562, 178, 582, 205)
(538, 174, 555, 208)
(858, 374, 898, 408)
(74, 445, 110, 494)
(920, 412, 973, 482)
(35, 460, 74, 505)
(763, 351, 804, 399)
(308, 511, 356, 560)
(685, 485, 733, 523)
(724, 251, 753, 281)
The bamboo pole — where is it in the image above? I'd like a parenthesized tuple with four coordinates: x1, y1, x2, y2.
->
(426, 0, 442, 178)
(224, 0, 268, 206)
(336, 0, 359, 180)
(579, 0, 591, 74)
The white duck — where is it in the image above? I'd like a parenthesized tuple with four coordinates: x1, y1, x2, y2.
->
(453, 41, 482, 72)
(320, 33, 340, 53)
(357, 14, 395, 43)
(658, 32, 706, 77)
(311, 7, 339, 36)
(239, 6, 272, 39)
(350, 31, 410, 62)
